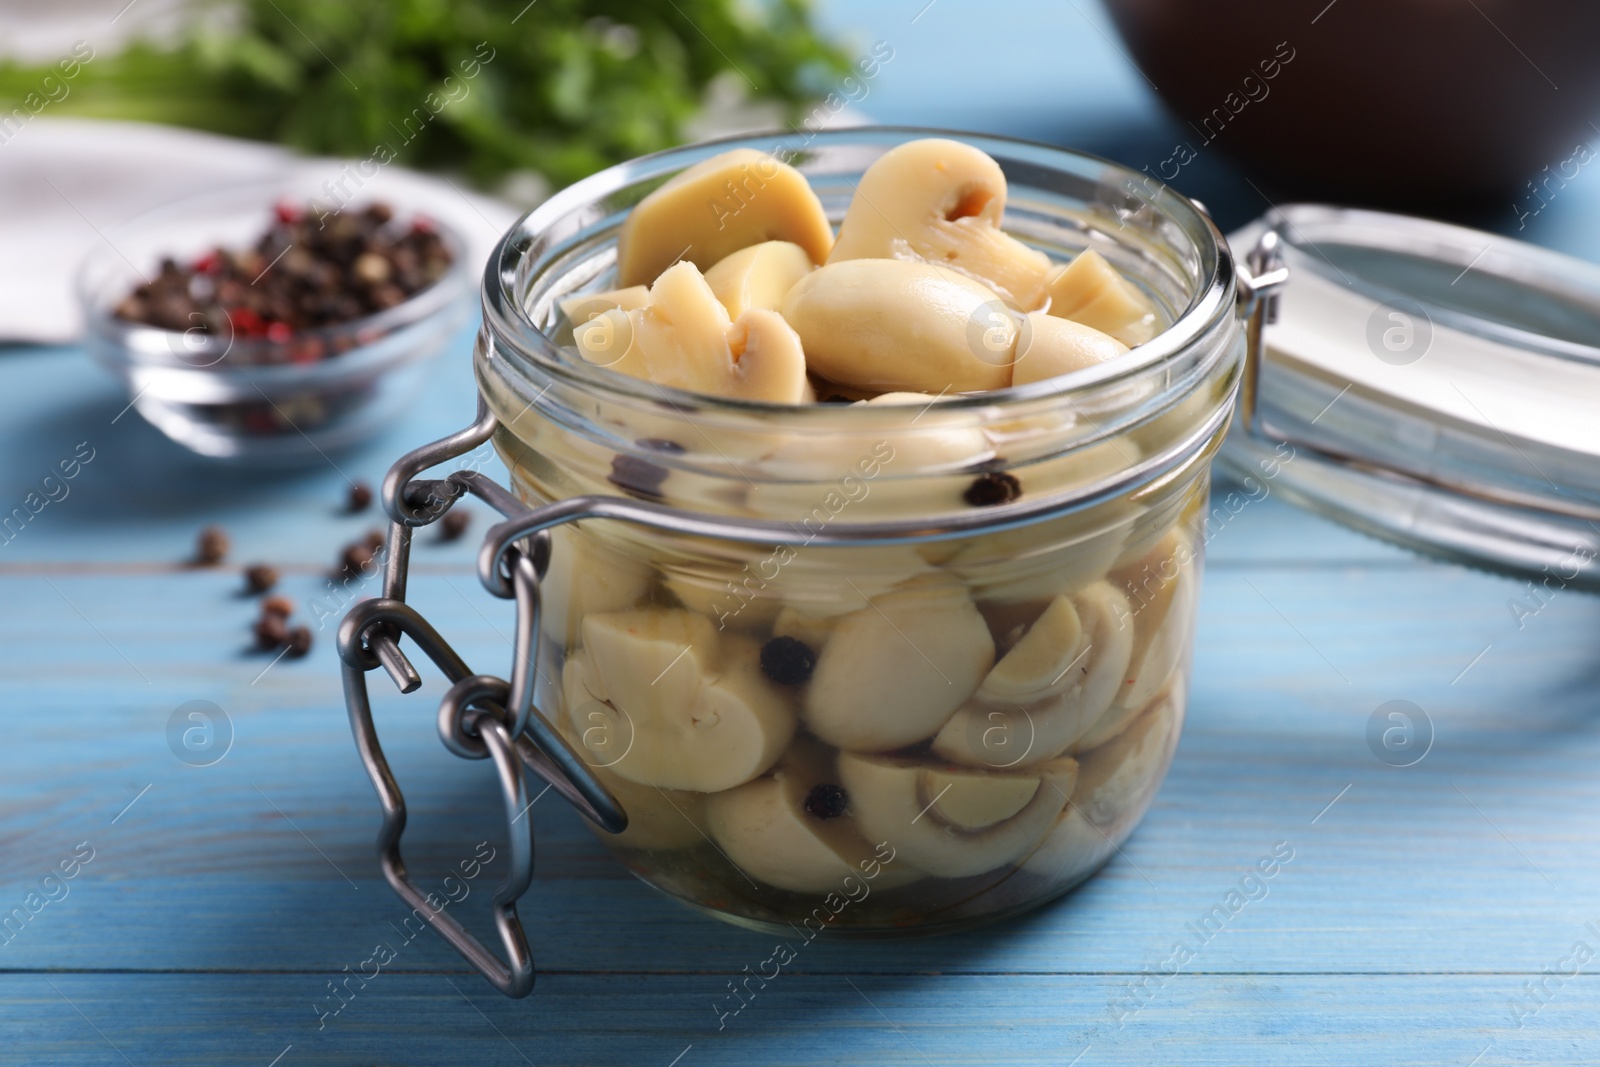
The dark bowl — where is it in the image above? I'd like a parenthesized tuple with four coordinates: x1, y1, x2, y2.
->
(1103, 0, 1600, 208)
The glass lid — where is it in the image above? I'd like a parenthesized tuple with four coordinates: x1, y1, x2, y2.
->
(1221, 204, 1600, 589)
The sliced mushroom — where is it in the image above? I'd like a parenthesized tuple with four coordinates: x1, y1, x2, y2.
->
(1053, 581, 1137, 729)
(664, 541, 938, 635)
(1106, 471, 1199, 572)
(920, 766, 1042, 830)
(1011, 312, 1129, 387)
(1073, 688, 1178, 826)
(662, 559, 784, 633)
(1045, 249, 1159, 346)
(827, 138, 1051, 309)
(837, 750, 1076, 878)
(1074, 689, 1144, 755)
(971, 594, 1085, 705)
(558, 286, 651, 323)
(855, 391, 997, 475)
(554, 704, 709, 852)
(569, 610, 796, 792)
(1073, 530, 1196, 751)
(945, 514, 1126, 608)
(933, 581, 1135, 768)
(615, 148, 833, 287)
(704, 240, 814, 319)
(1077, 631, 1187, 751)
(1111, 528, 1197, 715)
(705, 740, 924, 893)
(759, 392, 989, 490)
(1016, 805, 1117, 883)
(781, 259, 1015, 394)
(724, 310, 811, 403)
(539, 524, 653, 642)
(576, 262, 809, 403)
(804, 575, 994, 751)
(975, 597, 1053, 657)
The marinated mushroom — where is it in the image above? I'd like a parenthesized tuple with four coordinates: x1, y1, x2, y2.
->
(837, 750, 1077, 878)
(827, 137, 1051, 310)
(576, 261, 809, 403)
(706, 740, 924, 893)
(1011, 312, 1129, 386)
(555, 711, 709, 852)
(1072, 531, 1196, 751)
(1045, 249, 1159, 346)
(749, 391, 994, 518)
(565, 609, 796, 792)
(771, 605, 839, 650)
(1073, 687, 1178, 825)
(704, 240, 815, 319)
(559, 286, 651, 323)
(539, 524, 653, 641)
(945, 516, 1127, 608)
(781, 259, 1016, 394)
(1017, 804, 1118, 882)
(934, 580, 1135, 768)
(973, 593, 1088, 705)
(1112, 530, 1196, 714)
(615, 148, 834, 287)
(804, 575, 995, 751)
(663, 542, 939, 634)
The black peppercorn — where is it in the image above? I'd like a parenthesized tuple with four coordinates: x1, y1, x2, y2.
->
(759, 636, 816, 686)
(284, 626, 313, 658)
(608, 454, 669, 499)
(261, 595, 295, 619)
(803, 783, 849, 820)
(637, 438, 687, 454)
(963, 471, 1022, 507)
(339, 542, 375, 578)
(195, 526, 229, 566)
(439, 509, 471, 542)
(253, 613, 289, 650)
(243, 563, 279, 594)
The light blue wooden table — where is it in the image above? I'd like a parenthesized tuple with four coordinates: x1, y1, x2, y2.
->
(6, 2, 1600, 1063)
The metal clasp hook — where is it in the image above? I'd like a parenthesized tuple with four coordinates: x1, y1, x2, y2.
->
(336, 401, 626, 999)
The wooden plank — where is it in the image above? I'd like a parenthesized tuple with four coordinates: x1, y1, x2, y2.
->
(0, 564, 1594, 979)
(6, 3, 1598, 1059)
(3, 972, 1591, 1066)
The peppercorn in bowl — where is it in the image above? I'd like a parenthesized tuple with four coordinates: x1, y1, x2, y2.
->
(77, 181, 472, 464)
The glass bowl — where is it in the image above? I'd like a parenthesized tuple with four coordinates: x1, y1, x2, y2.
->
(77, 179, 473, 466)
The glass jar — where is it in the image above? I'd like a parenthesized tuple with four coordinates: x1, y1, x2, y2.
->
(474, 129, 1241, 935)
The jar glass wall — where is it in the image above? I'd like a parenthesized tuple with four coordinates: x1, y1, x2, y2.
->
(476, 130, 1240, 935)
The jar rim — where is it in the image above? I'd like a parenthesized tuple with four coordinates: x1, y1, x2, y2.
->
(480, 126, 1236, 419)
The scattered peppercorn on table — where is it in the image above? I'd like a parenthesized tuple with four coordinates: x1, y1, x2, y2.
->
(6, 8, 1600, 1065)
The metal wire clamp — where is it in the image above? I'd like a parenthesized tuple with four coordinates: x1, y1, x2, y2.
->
(336, 399, 626, 999)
